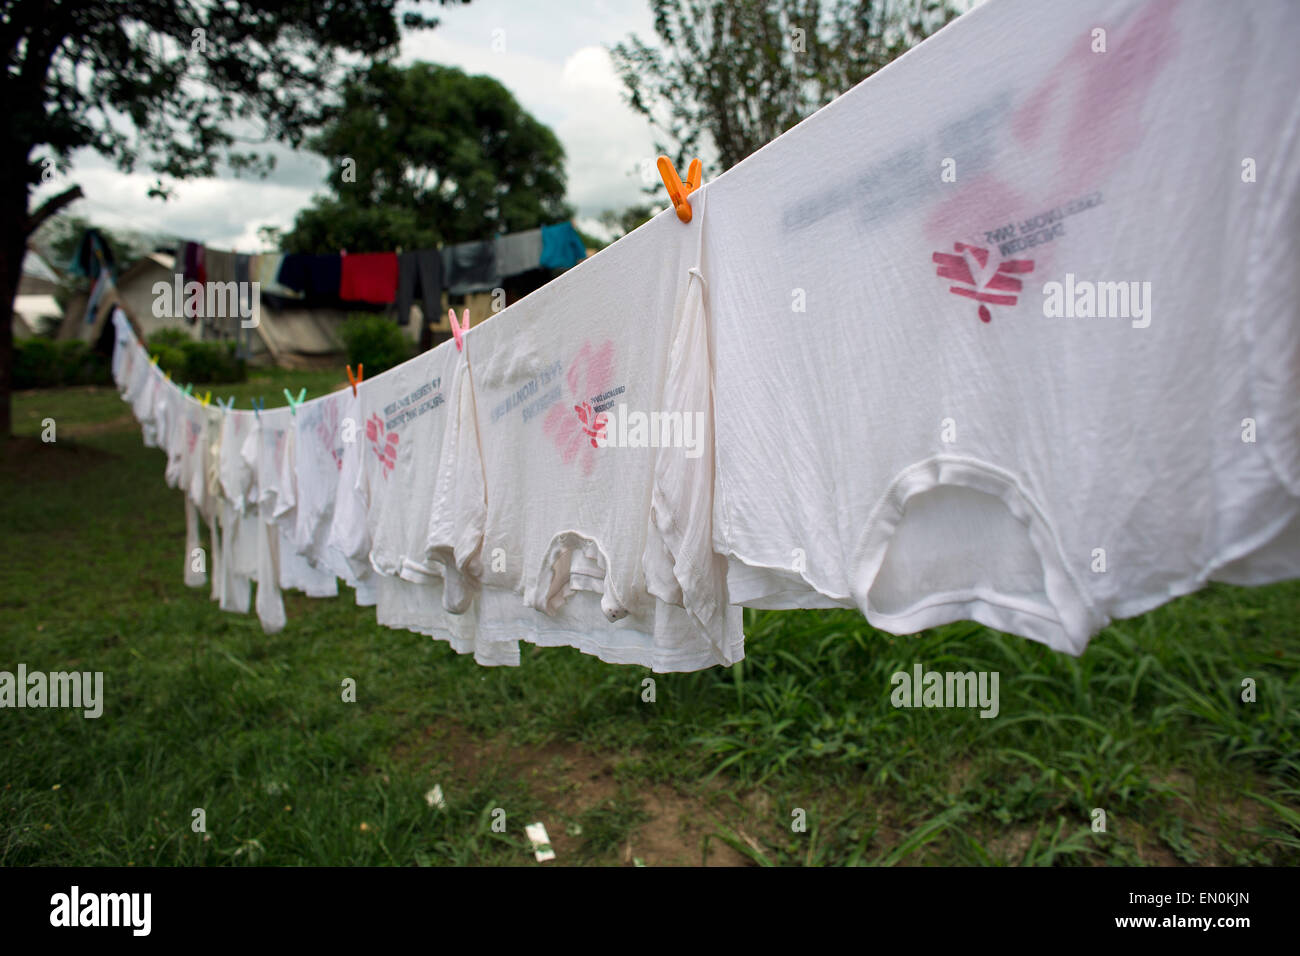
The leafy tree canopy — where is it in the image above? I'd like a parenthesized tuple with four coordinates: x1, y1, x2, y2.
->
(282, 62, 572, 253)
(611, 0, 955, 177)
(1, 0, 469, 436)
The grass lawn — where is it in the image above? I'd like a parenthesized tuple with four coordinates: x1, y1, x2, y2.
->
(1, 371, 1297, 866)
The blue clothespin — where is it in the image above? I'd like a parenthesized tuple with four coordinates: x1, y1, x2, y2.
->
(283, 387, 306, 416)
(216, 396, 235, 412)
(251, 396, 264, 418)
(181, 383, 193, 397)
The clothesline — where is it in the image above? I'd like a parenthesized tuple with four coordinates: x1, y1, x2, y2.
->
(105, 0, 1300, 676)
(171, 221, 589, 318)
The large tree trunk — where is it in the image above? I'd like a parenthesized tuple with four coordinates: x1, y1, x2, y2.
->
(0, 253, 13, 442)
(0, 189, 26, 444)
(2, 19, 69, 443)
(0, 180, 82, 442)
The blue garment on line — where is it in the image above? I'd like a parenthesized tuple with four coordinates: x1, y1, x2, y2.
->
(539, 223, 587, 270)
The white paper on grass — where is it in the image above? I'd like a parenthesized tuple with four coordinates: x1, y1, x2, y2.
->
(525, 822, 555, 862)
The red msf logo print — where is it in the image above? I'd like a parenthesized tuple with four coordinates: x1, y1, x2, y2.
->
(573, 401, 607, 449)
(543, 339, 614, 477)
(932, 243, 1034, 322)
(365, 413, 399, 478)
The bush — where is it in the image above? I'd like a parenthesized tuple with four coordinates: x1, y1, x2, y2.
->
(178, 341, 245, 385)
(13, 338, 60, 389)
(145, 332, 246, 385)
(13, 339, 111, 389)
(150, 345, 187, 381)
(62, 342, 110, 386)
(148, 328, 192, 350)
(338, 312, 411, 375)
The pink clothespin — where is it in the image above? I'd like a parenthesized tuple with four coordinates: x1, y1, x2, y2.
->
(448, 308, 468, 352)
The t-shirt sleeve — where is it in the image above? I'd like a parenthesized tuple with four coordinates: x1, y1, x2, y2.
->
(326, 397, 372, 579)
(644, 267, 739, 664)
(426, 355, 486, 580)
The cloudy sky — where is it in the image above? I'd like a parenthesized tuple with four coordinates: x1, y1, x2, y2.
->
(33, 0, 665, 252)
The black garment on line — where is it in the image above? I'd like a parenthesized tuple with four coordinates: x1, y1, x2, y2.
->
(441, 240, 499, 295)
(277, 253, 342, 303)
(395, 249, 443, 327)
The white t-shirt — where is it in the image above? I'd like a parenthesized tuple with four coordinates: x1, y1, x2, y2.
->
(676, 0, 1300, 654)
(292, 386, 375, 602)
(267, 407, 337, 599)
(424, 215, 744, 671)
(217, 409, 258, 614)
(339, 342, 491, 655)
(111, 310, 133, 389)
(241, 409, 286, 631)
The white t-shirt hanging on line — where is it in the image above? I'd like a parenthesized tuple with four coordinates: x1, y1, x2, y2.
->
(292, 386, 376, 603)
(671, 0, 1300, 655)
(425, 213, 744, 671)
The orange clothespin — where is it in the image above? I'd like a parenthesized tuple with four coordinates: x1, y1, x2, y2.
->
(448, 308, 468, 352)
(347, 363, 363, 396)
(657, 156, 703, 223)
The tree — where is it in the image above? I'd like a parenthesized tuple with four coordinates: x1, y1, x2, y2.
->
(0, 0, 468, 440)
(282, 62, 572, 254)
(611, 0, 955, 178)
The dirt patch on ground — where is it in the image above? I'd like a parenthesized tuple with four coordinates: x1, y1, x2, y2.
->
(400, 720, 753, 866)
(619, 789, 753, 866)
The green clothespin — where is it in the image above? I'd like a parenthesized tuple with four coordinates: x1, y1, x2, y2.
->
(283, 387, 306, 415)
(182, 383, 193, 397)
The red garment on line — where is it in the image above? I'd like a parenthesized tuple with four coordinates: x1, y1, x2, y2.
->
(339, 252, 399, 304)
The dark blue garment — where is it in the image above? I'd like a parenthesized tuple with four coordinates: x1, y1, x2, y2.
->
(275, 253, 310, 293)
(307, 254, 342, 298)
(539, 223, 587, 270)
(276, 253, 341, 301)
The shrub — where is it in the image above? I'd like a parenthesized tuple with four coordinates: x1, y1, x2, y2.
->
(13, 338, 61, 389)
(150, 345, 188, 381)
(13, 339, 111, 389)
(61, 342, 110, 386)
(148, 328, 192, 350)
(338, 312, 411, 376)
(144, 331, 246, 385)
(178, 341, 245, 385)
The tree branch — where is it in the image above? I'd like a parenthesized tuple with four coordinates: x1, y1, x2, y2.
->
(25, 184, 84, 236)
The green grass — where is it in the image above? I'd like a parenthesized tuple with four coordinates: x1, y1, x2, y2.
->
(1, 381, 1297, 866)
